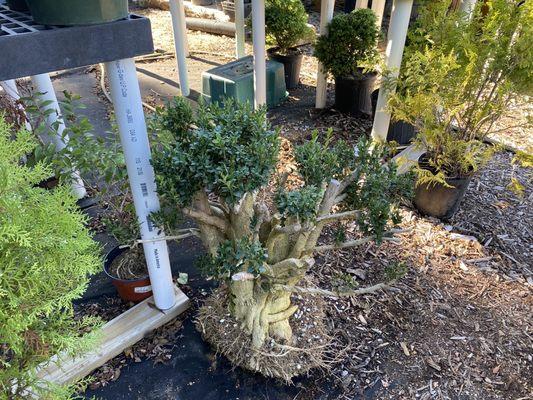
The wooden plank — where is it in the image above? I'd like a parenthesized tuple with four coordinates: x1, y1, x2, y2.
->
(36, 286, 189, 386)
(392, 143, 426, 175)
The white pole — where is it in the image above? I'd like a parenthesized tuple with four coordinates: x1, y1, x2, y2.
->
(371, 0, 413, 141)
(169, 0, 190, 96)
(0, 79, 32, 131)
(235, 0, 246, 59)
(104, 59, 176, 311)
(252, 0, 266, 107)
(459, 0, 477, 17)
(315, 0, 335, 109)
(355, 0, 368, 8)
(30, 73, 87, 199)
(371, 0, 386, 28)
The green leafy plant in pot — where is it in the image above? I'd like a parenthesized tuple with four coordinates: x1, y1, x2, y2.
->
(387, 0, 532, 220)
(314, 8, 380, 116)
(264, 0, 314, 89)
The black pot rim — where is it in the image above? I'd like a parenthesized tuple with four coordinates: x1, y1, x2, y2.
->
(103, 245, 150, 283)
(417, 153, 474, 182)
(336, 69, 378, 81)
(267, 46, 303, 56)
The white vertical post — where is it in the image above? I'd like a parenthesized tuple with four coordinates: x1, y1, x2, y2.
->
(104, 59, 176, 311)
(315, 0, 335, 109)
(371, 0, 386, 28)
(30, 73, 87, 199)
(0, 79, 32, 131)
(459, 0, 477, 17)
(252, 0, 266, 107)
(371, 0, 413, 141)
(169, 0, 190, 96)
(235, 0, 246, 59)
(355, 0, 368, 8)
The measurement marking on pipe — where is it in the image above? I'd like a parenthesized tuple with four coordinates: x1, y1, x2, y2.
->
(126, 109, 133, 124)
(154, 248, 161, 268)
(140, 183, 148, 197)
(146, 216, 154, 232)
(137, 166, 144, 176)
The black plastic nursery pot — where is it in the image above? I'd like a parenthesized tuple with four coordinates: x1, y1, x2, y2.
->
(371, 89, 417, 145)
(6, 0, 29, 12)
(413, 159, 472, 220)
(192, 0, 214, 6)
(104, 246, 153, 303)
(26, 0, 128, 26)
(267, 47, 304, 90)
(334, 71, 378, 117)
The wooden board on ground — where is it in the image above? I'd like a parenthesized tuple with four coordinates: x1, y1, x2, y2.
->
(36, 286, 190, 386)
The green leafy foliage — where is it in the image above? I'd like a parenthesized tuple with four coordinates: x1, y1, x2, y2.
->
(275, 185, 322, 222)
(387, 0, 532, 183)
(314, 8, 380, 78)
(152, 99, 280, 207)
(198, 238, 268, 280)
(294, 129, 354, 187)
(0, 119, 101, 399)
(22, 91, 139, 245)
(264, 0, 314, 52)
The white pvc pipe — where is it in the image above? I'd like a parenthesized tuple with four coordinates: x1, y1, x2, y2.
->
(104, 59, 176, 311)
(371, 0, 386, 28)
(371, 0, 414, 141)
(355, 0, 368, 8)
(235, 0, 246, 59)
(252, 0, 266, 107)
(315, 0, 335, 109)
(30, 73, 87, 199)
(169, 0, 190, 97)
(0, 79, 32, 131)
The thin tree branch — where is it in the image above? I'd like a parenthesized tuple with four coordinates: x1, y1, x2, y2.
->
(274, 282, 391, 297)
(183, 207, 229, 231)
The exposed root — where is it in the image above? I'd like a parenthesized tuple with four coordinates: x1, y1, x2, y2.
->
(195, 286, 338, 382)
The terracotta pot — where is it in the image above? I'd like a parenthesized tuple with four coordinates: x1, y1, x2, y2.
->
(104, 246, 152, 303)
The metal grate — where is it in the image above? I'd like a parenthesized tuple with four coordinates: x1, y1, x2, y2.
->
(0, 5, 54, 36)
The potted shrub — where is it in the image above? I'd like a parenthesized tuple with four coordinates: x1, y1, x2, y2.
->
(387, 0, 532, 219)
(314, 8, 380, 116)
(264, 0, 314, 89)
(0, 119, 101, 398)
(26, 0, 128, 26)
(152, 99, 412, 379)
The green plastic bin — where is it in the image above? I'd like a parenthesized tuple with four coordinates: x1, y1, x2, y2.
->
(26, 0, 128, 26)
(202, 56, 287, 108)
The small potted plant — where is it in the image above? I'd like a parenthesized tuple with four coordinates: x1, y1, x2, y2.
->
(264, 0, 314, 89)
(314, 8, 380, 116)
(387, 0, 532, 219)
(26, 0, 128, 26)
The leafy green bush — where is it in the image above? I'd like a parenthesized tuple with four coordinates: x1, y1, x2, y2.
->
(153, 99, 410, 367)
(0, 119, 101, 398)
(264, 0, 314, 53)
(314, 8, 380, 78)
(387, 0, 532, 185)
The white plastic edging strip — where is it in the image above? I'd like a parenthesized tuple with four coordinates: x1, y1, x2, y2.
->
(30, 73, 87, 199)
(104, 58, 176, 311)
(169, 0, 191, 97)
(371, 0, 414, 142)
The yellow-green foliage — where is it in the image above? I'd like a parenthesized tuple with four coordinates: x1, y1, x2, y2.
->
(387, 0, 532, 183)
(0, 119, 101, 399)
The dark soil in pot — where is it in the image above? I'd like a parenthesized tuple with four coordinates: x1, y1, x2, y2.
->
(334, 70, 378, 117)
(37, 176, 60, 190)
(414, 156, 472, 220)
(26, 0, 128, 26)
(371, 89, 417, 145)
(104, 246, 152, 303)
(267, 47, 303, 90)
(6, 0, 29, 11)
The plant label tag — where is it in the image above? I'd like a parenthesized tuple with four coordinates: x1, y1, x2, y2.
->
(134, 285, 152, 294)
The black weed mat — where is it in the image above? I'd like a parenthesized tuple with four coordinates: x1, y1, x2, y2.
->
(79, 229, 350, 400)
